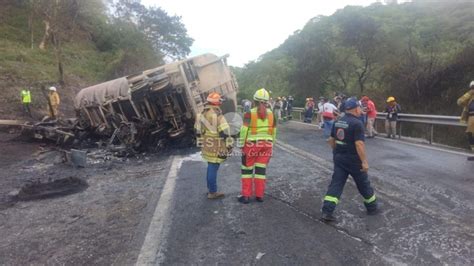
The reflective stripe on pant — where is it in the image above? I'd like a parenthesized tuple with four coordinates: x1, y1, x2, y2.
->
(322, 153, 377, 214)
(241, 141, 272, 197)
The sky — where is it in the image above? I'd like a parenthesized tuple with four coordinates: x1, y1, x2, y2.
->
(142, 0, 398, 67)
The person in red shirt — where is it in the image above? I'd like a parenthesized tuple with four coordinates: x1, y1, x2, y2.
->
(361, 96, 378, 138)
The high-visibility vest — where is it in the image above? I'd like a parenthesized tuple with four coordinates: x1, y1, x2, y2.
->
(242, 107, 275, 142)
(21, 90, 31, 103)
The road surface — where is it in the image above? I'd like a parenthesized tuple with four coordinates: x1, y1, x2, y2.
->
(1, 121, 473, 265)
(142, 121, 474, 265)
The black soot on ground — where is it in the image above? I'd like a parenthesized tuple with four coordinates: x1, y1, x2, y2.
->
(16, 176, 88, 201)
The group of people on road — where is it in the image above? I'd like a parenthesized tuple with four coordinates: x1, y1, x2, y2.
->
(196, 88, 276, 203)
(19, 86, 61, 119)
(195, 88, 378, 222)
(195, 81, 474, 223)
(306, 93, 401, 140)
(269, 95, 294, 123)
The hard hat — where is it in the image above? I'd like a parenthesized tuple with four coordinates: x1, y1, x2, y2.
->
(207, 92, 222, 105)
(253, 88, 270, 102)
(386, 96, 395, 102)
(49, 86, 57, 91)
(470, 81, 474, 88)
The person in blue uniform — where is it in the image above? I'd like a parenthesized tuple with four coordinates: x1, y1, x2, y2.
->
(321, 98, 378, 222)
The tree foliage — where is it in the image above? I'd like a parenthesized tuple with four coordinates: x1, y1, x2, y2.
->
(9, 0, 194, 83)
(235, 1, 474, 113)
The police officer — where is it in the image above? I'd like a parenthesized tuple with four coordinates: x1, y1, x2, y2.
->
(321, 97, 378, 222)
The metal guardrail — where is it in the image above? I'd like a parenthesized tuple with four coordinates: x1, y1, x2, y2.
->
(238, 105, 466, 145)
(375, 112, 464, 144)
(291, 107, 465, 145)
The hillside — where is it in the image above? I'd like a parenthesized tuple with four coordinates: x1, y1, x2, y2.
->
(236, 0, 474, 115)
(0, 0, 192, 120)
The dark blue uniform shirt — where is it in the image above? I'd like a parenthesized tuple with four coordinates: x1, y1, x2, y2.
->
(331, 113, 365, 155)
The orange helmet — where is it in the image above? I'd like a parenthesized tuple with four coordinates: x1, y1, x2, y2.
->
(207, 92, 222, 105)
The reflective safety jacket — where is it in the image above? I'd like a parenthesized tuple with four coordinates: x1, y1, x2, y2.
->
(49, 91, 60, 106)
(240, 107, 277, 144)
(457, 91, 474, 133)
(194, 106, 231, 163)
(21, 90, 31, 103)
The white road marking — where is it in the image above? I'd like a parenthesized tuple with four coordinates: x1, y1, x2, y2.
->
(288, 120, 473, 157)
(135, 156, 182, 265)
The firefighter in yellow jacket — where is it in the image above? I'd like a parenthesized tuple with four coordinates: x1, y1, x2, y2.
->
(195, 92, 232, 199)
(48, 86, 60, 119)
(457, 81, 474, 161)
(238, 88, 277, 204)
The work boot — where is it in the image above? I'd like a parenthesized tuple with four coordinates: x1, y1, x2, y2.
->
(207, 192, 225, 199)
(321, 212, 336, 222)
(256, 197, 264, 202)
(238, 195, 250, 204)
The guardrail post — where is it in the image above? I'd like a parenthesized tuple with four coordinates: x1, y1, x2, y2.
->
(430, 124, 434, 144)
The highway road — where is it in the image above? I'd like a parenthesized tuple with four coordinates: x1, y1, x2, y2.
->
(138, 121, 474, 265)
(1, 121, 473, 265)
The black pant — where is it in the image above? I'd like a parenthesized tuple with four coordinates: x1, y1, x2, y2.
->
(23, 103, 31, 115)
(322, 153, 377, 214)
(468, 132, 474, 150)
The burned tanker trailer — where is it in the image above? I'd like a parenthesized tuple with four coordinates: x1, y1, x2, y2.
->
(74, 53, 238, 150)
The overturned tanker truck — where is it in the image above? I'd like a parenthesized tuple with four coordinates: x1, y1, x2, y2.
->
(71, 53, 238, 150)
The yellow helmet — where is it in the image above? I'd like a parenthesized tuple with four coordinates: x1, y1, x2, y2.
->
(386, 96, 395, 103)
(253, 88, 270, 102)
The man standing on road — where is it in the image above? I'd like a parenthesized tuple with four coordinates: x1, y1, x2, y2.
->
(242, 99, 252, 113)
(287, 95, 294, 120)
(273, 97, 282, 123)
(48, 86, 60, 119)
(385, 96, 401, 138)
(304, 97, 315, 123)
(195, 92, 232, 199)
(281, 97, 288, 121)
(238, 88, 276, 204)
(362, 96, 378, 138)
(321, 98, 339, 138)
(457, 81, 474, 161)
(20, 87, 32, 117)
(321, 98, 378, 222)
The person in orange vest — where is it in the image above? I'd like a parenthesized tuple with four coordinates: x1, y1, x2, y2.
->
(238, 88, 277, 204)
(194, 92, 232, 199)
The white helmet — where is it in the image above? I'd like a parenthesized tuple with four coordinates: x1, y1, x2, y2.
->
(49, 86, 57, 91)
(470, 81, 474, 88)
